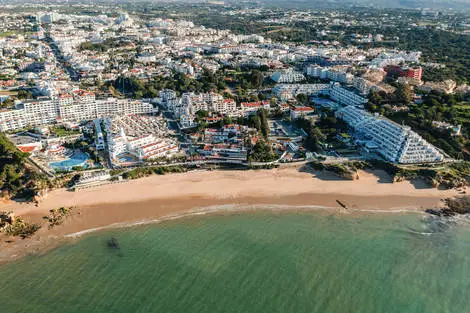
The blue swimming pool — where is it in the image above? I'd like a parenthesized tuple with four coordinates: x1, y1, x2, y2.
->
(118, 155, 136, 163)
(50, 151, 90, 171)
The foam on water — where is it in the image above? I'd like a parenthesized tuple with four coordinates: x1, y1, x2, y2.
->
(1, 210, 469, 313)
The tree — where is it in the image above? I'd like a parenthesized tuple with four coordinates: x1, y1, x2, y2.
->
(17, 89, 33, 100)
(249, 140, 277, 162)
(296, 93, 308, 104)
(195, 110, 209, 118)
(368, 89, 383, 105)
(249, 70, 264, 89)
(394, 84, 413, 104)
(248, 114, 261, 131)
(257, 109, 270, 139)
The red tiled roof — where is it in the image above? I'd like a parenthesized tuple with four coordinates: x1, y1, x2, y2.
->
(18, 146, 37, 153)
(293, 107, 314, 112)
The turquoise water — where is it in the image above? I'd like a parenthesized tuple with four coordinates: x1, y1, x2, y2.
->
(49, 151, 89, 171)
(0, 212, 469, 313)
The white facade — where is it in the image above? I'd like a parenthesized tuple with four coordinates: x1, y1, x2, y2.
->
(273, 84, 330, 101)
(0, 93, 155, 131)
(336, 106, 443, 164)
(271, 70, 305, 83)
(329, 84, 368, 107)
(107, 127, 178, 161)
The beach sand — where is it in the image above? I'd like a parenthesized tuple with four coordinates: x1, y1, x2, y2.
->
(0, 166, 462, 263)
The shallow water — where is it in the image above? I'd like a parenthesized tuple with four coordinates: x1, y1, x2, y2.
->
(0, 212, 469, 313)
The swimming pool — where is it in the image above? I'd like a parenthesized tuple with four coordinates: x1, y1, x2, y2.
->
(50, 151, 90, 171)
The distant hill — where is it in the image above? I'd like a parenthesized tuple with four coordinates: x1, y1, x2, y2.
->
(258, 0, 470, 9)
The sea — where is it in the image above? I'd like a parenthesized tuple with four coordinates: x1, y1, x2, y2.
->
(0, 210, 469, 313)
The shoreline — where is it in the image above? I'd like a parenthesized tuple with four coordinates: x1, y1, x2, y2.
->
(0, 167, 462, 264)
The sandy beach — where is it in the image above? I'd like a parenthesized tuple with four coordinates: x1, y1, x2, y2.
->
(0, 166, 462, 263)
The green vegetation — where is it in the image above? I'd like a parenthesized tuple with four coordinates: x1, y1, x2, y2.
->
(43, 207, 72, 229)
(122, 165, 186, 180)
(0, 133, 50, 200)
(110, 68, 269, 100)
(111, 70, 228, 98)
(368, 90, 470, 160)
(0, 211, 41, 239)
(64, 137, 104, 166)
(16, 89, 33, 100)
(236, 109, 270, 139)
(398, 29, 470, 84)
(309, 159, 469, 189)
(366, 160, 470, 189)
(249, 140, 277, 163)
(78, 38, 129, 52)
(295, 112, 349, 152)
(249, 163, 279, 170)
(50, 125, 81, 137)
(176, 7, 470, 83)
(309, 161, 365, 180)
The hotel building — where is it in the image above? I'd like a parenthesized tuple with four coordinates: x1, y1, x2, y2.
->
(0, 91, 155, 131)
(336, 106, 444, 164)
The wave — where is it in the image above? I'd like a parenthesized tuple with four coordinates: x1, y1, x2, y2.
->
(65, 203, 340, 238)
(357, 208, 424, 214)
(64, 203, 439, 239)
(406, 227, 436, 236)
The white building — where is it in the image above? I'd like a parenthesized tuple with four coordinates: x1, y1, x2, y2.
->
(290, 106, 315, 120)
(329, 84, 368, 107)
(107, 127, 178, 161)
(336, 106, 443, 164)
(273, 84, 330, 101)
(0, 92, 156, 131)
(271, 69, 305, 83)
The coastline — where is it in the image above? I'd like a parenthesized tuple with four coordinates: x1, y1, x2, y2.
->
(0, 166, 462, 264)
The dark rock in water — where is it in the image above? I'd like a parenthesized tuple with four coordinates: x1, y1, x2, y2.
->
(107, 237, 120, 249)
(426, 196, 470, 217)
(425, 209, 443, 217)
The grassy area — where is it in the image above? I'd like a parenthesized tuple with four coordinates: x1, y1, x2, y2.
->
(50, 126, 81, 137)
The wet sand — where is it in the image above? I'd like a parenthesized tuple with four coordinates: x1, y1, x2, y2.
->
(0, 167, 461, 264)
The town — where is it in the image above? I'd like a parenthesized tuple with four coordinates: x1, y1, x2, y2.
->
(0, 2, 469, 193)
(2, 2, 470, 312)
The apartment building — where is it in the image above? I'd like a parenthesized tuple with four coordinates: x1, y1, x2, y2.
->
(271, 69, 305, 83)
(107, 127, 178, 161)
(0, 93, 155, 131)
(329, 84, 368, 107)
(240, 100, 271, 115)
(0, 109, 28, 131)
(336, 105, 443, 164)
(22, 98, 59, 126)
(213, 99, 237, 115)
(273, 84, 330, 101)
(290, 106, 315, 120)
(352, 77, 375, 95)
